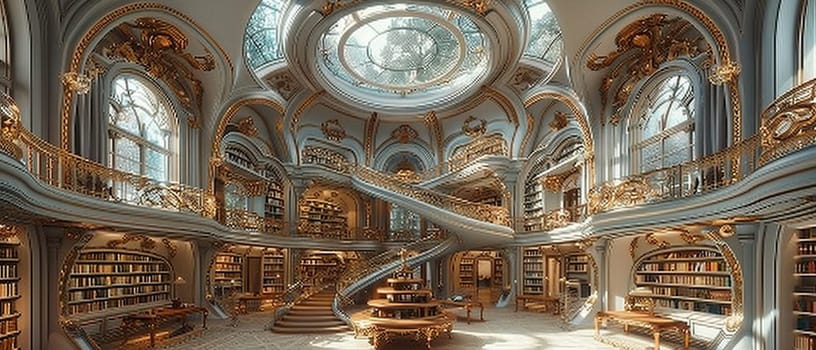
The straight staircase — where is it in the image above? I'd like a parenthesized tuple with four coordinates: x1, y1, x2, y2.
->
(271, 287, 350, 333)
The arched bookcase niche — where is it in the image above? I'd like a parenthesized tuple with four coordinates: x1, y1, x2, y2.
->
(630, 244, 736, 340)
(65, 248, 173, 318)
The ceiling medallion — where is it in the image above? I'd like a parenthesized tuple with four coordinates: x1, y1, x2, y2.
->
(321, 119, 346, 142)
(391, 124, 418, 144)
(462, 115, 486, 137)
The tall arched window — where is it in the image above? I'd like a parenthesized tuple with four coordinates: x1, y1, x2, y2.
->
(108, 75, 176, 181)
(634, 74, 695, 173)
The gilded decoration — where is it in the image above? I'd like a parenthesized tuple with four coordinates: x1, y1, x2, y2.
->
(105, 17, 215, 109)
(549, 111, 568, 131)
(586, 14, 708, 125)
(541, 175, 562, 192)
(718, 224, 735, 238)
(629, 236, 639, 260)
(0, 91, 21, 159)
(760, 78, 816, 165)
(587, 176, 656, 214)
(58, 232, 95, 315)
(424, 111, 444, 163)
(680, 231, 706, 245)
(321, 119, 347, 143)
(708, 59, 741, 85)
(392, 124, 418, 144)
(703, 230, 744, 332)
(510, 66, 543, 92)
(106, 233, 157, 251)
(461, 115, 487, 138)
(267, 70, 302, 100)
(236, 117, 259, 137)
(0, 224, 21, 239)
(162, 238, 177, 258)
(302, 145, 350, 172)
(643, 233, 671, 249)
(60, 71, 94, 94)
(364, 112, 379, 166)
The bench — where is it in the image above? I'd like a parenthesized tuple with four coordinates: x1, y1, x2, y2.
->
(594, 310, 689, 350)
(514, 294, 560, 314)
(439, 299, 484, 324)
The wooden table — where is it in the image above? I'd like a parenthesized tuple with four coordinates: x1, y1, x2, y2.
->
(514, 294, 560, 314)
(439, 299, 484, 324)
(122, 306, 208, 348)
(594, 311, 689, 350)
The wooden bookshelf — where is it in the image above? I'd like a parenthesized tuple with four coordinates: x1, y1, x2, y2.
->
(262, 249, 286, 294)
(633, 247, 732, 316)
(0, 237, 19, 350)
(795, 227, 816, 349)
(493, 253, 504, 288)
(565, 254, 590, 298)
(67, 249, 171, 317)
(523, 180, 544, 232)
(521, 247, 544, 295)
(213, 252, 243, 298)
(299, 254, 339, 287)
(265, 182, 285, 221)
(298, 199, 348, 236)
(458, 258, 475, 290)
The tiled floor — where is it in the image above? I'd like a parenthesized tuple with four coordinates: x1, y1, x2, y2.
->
(165, 306, 621, 350)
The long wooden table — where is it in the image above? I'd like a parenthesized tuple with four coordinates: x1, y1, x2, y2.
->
(122, 306, 208, 348)
(438, 299, 484, 324)
(514, 294, 560, 314)
(594, 310, 689, 350)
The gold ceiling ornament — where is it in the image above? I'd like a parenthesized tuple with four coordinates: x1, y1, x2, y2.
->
(105, 17, 215, 109)
(586, 14, 708, 125)
(718, 224, 736, 238)
(394, 169, 421, 184)
(267, 70, 302, 100)
(510, 66, 544, 92)
(321, 119, 346, 142)
(549, 111, 568, 131)
(391, 124, 418, 144)
(587, 175, 657, 214)
(60, 71, 94, 94)
(461, 115, 487, 138)
(106, 233, 157, 251)
(708, 59, 741, 85)
(644, 232, 671, 249)
(541, 175, 563, 192)
(680, 230, 707, 245)
(364, 112, 379, 166)
(236, 117, 259, 137)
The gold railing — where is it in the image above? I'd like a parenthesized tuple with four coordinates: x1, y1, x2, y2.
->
(350, 164, 510, 226)
(521, 205, 586, 232)
(760, 77, 816, 165)
(0, 99, 216, 217)
(225, 209, 265, 231)
(588, 135, 762, 214)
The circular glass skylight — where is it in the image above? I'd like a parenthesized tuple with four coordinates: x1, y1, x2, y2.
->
(318, 3, 490, 112)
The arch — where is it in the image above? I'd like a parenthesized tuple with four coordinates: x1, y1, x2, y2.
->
(373, 142, 435, 172)
(59, 2, 234, 152)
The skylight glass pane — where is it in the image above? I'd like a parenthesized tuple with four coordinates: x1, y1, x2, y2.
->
(244, 0, 287, 69)
(524, 0, 563, 61)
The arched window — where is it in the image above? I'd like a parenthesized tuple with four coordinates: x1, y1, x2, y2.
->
(390, 204, 420, 235)
(523, 0, 563, 63)
(634, 74, 695, 173)
(108, 75, 176, 181)
(802, 0, 816, 81)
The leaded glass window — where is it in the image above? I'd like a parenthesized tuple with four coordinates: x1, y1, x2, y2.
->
(635, 75, 695, 173)
(245, 0, 288, 69)
(390, 204, 420, 234)
(108, 75, 175, 181)
(523, 0, 563, 63)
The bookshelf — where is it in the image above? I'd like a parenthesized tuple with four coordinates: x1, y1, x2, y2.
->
(213, 252, 243, 298)
(299, 254, 340, 287)
(265, 182, 285, 221)
(633, 247, 732, 316)
(493, 253, 504, 288)
(458, 257, 475, 290)
(0, 237, 19, 350)
(521, 247, 544, 295)
(298, 199, 348, 236)
(523, 180, 544, 232)
(262, 249, 286, 294)
(795, 227, 816, 349)
(565, 254, 590, 298)
(67, 249, 171, 317)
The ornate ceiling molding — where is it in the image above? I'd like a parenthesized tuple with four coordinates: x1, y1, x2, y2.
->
(364, 112, 379, 166)
(424, 111, 444, 164)
(586, 14, 707, 126)
(320, 0, 490, 16)
(321, 119, 346, 142)
(550, 111, 568, 131)
(266, 70, 302, 100)
(236, 117, 259, 138)
(392, 124, 419, 144)
(61, 2, 233, 151)
(461, 116, 487, 138)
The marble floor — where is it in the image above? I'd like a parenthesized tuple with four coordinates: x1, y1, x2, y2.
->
(162, 306, 634, 350)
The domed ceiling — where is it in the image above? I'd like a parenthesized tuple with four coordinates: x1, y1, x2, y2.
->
(244, 0, 563, 116)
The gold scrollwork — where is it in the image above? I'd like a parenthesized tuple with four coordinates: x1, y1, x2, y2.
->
(703, 231, 744, 333)
(549, 111, 568, 131)
(643, 232, 671, 249)
(760, 78, 816, 165)
(461, 115, 487, 138)
(321, 119, 346, 142)
(236, 117, 259, 137)
(586, 14, 709, 125)
(391, 124, 418, 144)
(587, 176, 657, 214)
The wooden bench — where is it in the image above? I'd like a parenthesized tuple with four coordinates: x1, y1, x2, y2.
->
(594, 310, 689, 350)
(439, 299, 484, 324)
(514, 294, 560, 314)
